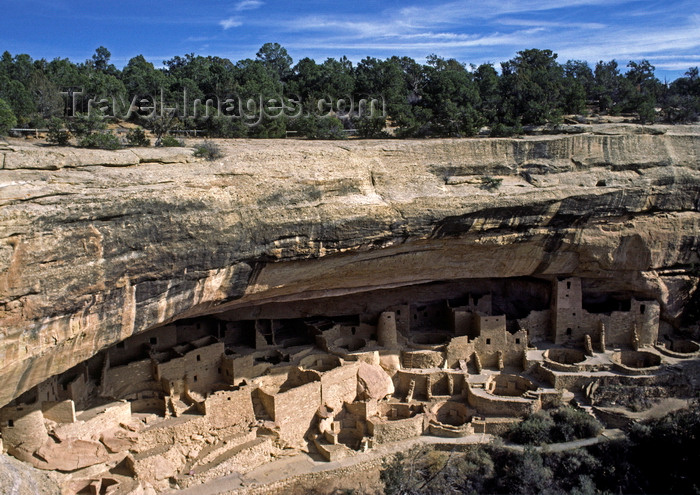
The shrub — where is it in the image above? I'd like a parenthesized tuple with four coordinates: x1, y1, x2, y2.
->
(315, 116, 346, 139)
(550, 407, 603, 442)
(354, 115, 388, 138)
(480, 176, 503, 191)
(0, 98, 17, 136)
(78, 132, 121, 150)
(126, 127, 150, 147)
(193, 140, 223, 160)
(507, 410, 555, 445)
(46, 117, 70, 146)
(67, 113, 106, 137)
(489, 121, 523, 137)
(506, 407, 602, 445)
(160, 135, 184, 147)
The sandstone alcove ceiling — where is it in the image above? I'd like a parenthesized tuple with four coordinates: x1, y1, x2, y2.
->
(1, 125, 699, 409)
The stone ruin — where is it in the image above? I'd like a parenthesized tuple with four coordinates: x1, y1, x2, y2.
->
(0, 276, 695, 494)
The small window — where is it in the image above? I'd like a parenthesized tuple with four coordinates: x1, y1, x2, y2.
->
(193, 375, 198, 382)
(396, 310, 401, 316)
(217, 368, 221, 374)
(515, 338, 520, 344)
(351, 327, 356, 335)
(640, 304, 646, 314)
(567, 282, 571, 289)
(573, 313, 576, 316)
(486, 338, 491, 345)
(149, 337, 158, 345)
(566, 328, 572, 336)
(116, 341, 125, 350)
(566, 294, 569, 298)
(8, 419, 14, 427)
(197, 355, 201, 362)
(227, 397, 231, 401)
(414, 315, 418, 320)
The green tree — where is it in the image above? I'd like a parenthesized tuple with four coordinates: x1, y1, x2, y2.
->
(46, 117, 70, 145)
(256, 42, 293, 82)
(562, 60, 594, 115)
(474, 63, 501, 125)
(122, 55, 170, 102)
(500, 48, 564, 125)
(594, 59, 625, 114)
(422, 55, 482, 136)
(625, 59, 662, 122)
(0, 98, 17, 135)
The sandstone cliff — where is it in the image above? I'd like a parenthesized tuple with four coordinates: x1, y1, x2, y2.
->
(1, 125, 699, 407)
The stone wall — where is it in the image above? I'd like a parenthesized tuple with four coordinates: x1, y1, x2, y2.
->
(367, 414, 425, 444)
(103, 358, 155, 398)
(0, 403, 48, 453)
(53, 401, 131, 442)
(203, 388, 255, 430)
(320, 362, 358, 412)
(41, 400, 76, 424)
(258, 381, 321, 447)
(157, 342, 224, 393)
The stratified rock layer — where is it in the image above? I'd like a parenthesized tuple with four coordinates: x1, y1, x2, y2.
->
(1, 126, 699, 407)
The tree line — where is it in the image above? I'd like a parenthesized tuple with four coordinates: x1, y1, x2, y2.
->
(0, 43, 699, 141)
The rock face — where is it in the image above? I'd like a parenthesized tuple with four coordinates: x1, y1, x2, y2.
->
(1, 126, 699, 408)
(357, 362, 395, 401)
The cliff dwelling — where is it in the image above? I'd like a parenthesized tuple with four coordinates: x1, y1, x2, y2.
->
(1, 275, 696, 493)
(1, 128, 699, 494)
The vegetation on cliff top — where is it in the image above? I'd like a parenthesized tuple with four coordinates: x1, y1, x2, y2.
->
(1, 44, 699, 145)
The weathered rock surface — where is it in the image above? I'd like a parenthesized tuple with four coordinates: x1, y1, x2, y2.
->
(0, 452, 59, 494)
(357, 362, 395, 401)
(0, 126, 699, 407)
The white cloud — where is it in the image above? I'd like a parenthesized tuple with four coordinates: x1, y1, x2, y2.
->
(219, 17, 242, 29)
(234, 0, 263, 11)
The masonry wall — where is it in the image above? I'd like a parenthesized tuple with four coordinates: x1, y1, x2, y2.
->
(466, 387, 539, 417)
(37, 376, 60, 403)
(367, 414, 424, 444)
(450, 310, 473, 337)
(53, 401, 132, 442)
(103, 358, 155, 399)
(204, 388, 255, 431)
(66, 373, 90, 409)
(320, 363, 358, 412)
(109, 325, 178, 367)
(266, 381, 321, 447)
(445, 336, 475, 368)
(158, 342, 224, 393)
(41, 400, 76, 423)
(516, 309, 551, 343)
(473, 328, 527, 368)
(0, 403, 48, 452)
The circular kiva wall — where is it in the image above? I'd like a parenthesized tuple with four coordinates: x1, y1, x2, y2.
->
(299, 354, 342, 372)
(487, 374, 536, 397)
(430, 400, 471, 427)
(612, 350, 661, 369)
(671, 340, 700, 354)
(545, 348, 586, 365)
(377, 402, 421, 421)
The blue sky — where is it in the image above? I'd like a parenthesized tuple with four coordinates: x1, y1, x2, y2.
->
(1, 0, 698, 80)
